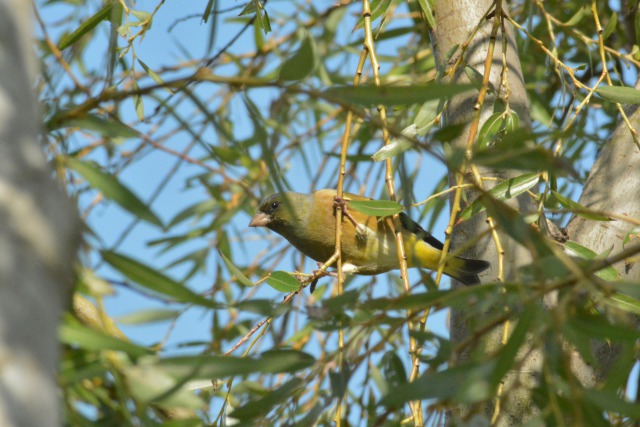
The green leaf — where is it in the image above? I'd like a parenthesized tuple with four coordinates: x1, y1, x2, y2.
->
(102, 250, 218, 308)
(353, 0, 393, 31)
(596, 85, 640, 105)
(416, 0, 436, 29)
(323, 83, 475, 106)
(138, 59, 174, 94)
(53, 114, 139, 139)
(279, 35, 316, 81)
(584, 389, 640, 418)
(564, 241, 619, 281)
(551, 190, 610, 221)
(459, 173, 540, 221)
(564, 5, 588, 27)
(348, 199, 403, 217)
(371, 124, 416, 161)
(230, 378, 303, 420)
(58, 5, 113, 50)
(479, 196, 553, 258)
(59, 320, 153, 357)
(267, 271, 300, 293)
(371, 137, 413, 161)
(623, 226, 640, 246)
(474, 142, 567, 173)
(65, 158, 163, 228)
(116, 309, 180, 325)
(606, 293, 640, 315)
(603, 12, 617, 40)
(381, 362, 495, 406)
(123, 362, 202, 409)
(464, 65, 496, 93)
(160, 350, 315, 378)
(218, 250, 255, 287)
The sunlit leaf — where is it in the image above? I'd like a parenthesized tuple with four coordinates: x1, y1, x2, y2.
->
(348, 199, 403, 217)
(596, 85, 640, 105)
(564, 5, 588, 26)
(551, 191, 610, 221)
(267, 271, 300, 293)
(116, 309, 180, 325)
(459, 173, 540, 220)
(219, 250, 256, 287)
(53, 114, 140, 139)
(58, 5, 113, 50)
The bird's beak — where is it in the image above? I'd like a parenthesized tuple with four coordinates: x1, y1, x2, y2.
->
(249, 212, 270, 227)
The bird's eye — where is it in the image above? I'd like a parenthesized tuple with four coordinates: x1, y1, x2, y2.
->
(270, 201, 279, 210)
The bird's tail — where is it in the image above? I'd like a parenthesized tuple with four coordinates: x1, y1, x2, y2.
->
(445, 256, 491, 286)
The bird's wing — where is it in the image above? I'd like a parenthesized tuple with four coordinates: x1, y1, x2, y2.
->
(398, 212, 444, 250)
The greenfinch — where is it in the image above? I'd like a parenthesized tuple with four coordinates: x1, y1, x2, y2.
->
(249, 189, 490, 285)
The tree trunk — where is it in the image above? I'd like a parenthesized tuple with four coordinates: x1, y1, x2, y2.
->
(565, 77, 640, 382)
(432, 1, 541, 424)
(0, 2, 81, 426)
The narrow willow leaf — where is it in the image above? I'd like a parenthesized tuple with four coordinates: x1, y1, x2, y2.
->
(596, 85, 640, 105)
(230, 378, 302, 420)
(59, 321, 152, 357)
(267, 271, 300, 293)
(371, 124, 416, 161)
(66, 158, 163, 227)
(218, 250, 255, 287)
(124, 363, 202, 409)
(55, 114, 139, 138)
(606, 293, 640, 315)
(138, 59, 174, 94)
(279, 35, 316, 81)
(564, 5, 588, 26)
(464, 65, 495, 93)
(551, 190, 610, 220)
(102, 250, 218, 308)
(459, 173, 540, 221)
(584, 389, 640, 418)
(133, 81, 144, 121)
(623, 226, 640, 246)
(58, 5, 113, 50)
(348, 199, 403, 217)
(603, 12, 618, 40)
(323, 84, 475, 106)
(416, 0, 436, 29)
(353, 0, 393, 30)
(371, 137, 413, 161)
(160, 350, 315, 378)
(116, 309, 180, 325)
(381, 361, 495, 406)
(564, 240, 619, 281)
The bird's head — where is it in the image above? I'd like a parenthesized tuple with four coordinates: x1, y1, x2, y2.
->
(249, 192, 301, 234)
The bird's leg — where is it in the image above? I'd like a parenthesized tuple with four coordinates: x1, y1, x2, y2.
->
(310, 262, 338, 293)
(333, 196, 367, 236)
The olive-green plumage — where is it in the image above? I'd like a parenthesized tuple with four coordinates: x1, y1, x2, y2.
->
(249, 189, 490, 285)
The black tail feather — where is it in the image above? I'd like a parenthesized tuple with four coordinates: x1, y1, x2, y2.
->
(449, 258, 491, 285)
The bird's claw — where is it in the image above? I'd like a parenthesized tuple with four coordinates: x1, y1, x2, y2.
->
(333, 196, 366, 236)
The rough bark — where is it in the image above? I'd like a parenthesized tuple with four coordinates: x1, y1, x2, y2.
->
(565, 77, 640, 382)
(431, 1, 540, 424)
(0, 2, 81, 426)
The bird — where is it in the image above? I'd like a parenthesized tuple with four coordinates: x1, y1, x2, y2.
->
(249, 189, 490, 285)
